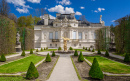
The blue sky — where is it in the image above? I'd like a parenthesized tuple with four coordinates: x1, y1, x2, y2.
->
(7, 0, 130, 26)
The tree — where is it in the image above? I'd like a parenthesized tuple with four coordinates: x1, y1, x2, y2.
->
(69, 47, 73, 50)
(26, 15, 34, 28)
(58, 47, 62, 50)
(33, 8, 47, 18)
(8, 13, 17, 23)
(85, 47, 87, 50)
(97, 49, 101, 54)
(124, 53, 130, 62)
(105, 50, 109, 57)
(21, 50, 25, 56)
(52, 51, 55, 57)
(41, 48, 43, 51)
(46, 53, 51, 62)
(17, 16, 26, 27)
(0, 54, 6, 62)
(26, 62, 39, 79)
(74, 50, 78, 56)
(88, 48, 91, 51)
(30, 49, 33, 54)
(78, 52, 84, 62)
(89, 58, 104, 79)
(36, 49, 39, 52)
(92, 48, 95, 52)
(34, 16, 41, 25)
(0, 0, 10, 16)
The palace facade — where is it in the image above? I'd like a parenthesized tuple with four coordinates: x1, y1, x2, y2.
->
(34, 13, 107, 48)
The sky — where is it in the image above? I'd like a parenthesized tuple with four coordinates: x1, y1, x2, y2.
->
(6, 0, 130, 26)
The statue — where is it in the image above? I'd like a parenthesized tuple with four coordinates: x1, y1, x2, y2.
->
(15, 31, 21, 52)
(62, 37, 70, 51)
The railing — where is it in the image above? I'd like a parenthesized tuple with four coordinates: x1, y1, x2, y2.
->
(52, 39, 60, 42)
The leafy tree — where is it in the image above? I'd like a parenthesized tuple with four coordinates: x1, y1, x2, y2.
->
(30, 49, 33, 54)
(8, 13, 17, 23)
(105, 50, 109, 57)
(89, 58, 104, 79)
(26, 62, 39, 79)
(74, 50, 78, 56)
(124, 53, 130, 62)
(97, 49, 101, 54)
(21, 50, 25, 56)
(78, 52, 84, 62)
(17, 16, 26, 27)
(34, 16, 41, 25)
(26, 15, 34, 28)
(0, 54, 6, 62)
(52, 51, 55, 57)
(46, 53, 51, 62)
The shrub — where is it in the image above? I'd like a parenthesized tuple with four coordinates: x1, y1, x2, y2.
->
(124, 53, 130, 62)
(0, 54, 6, 62)
(30, 49, 33, 54)
(78, 52, 84, 62)
(97, 49, 101, 54)
(92, 48, 95, 52)
(85, 47, 87, 50)
(21, 50, 25, 56)
(44, 48, 46, 50)
(83, 46, 85, 49)
(74, 50, 78, 56)
(52, 51, 55, 57)
(46, 53, 51, 62)
(46, 47, 48, 50)
(88, 48, 91, 51)
(69, 47, 73, 50)
(26, 62, 39, 79)
(58, 47, 62, 50)
(41, 48, 43, 51)
(89, 58, 104, 79)
(105, 50, 109, 57)
(36, 49, 38, 52)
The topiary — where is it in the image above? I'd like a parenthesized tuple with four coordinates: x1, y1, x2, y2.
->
(30, 49, 33, 54)
(124, 53, 130, 62)
(105, 50, 109, 57)
(21, 50, 25, 56)
(41, 48, 43, 51)
(78, 52, 84, 62)
(46, 53, 51, 62)
(58, 47, 62, 50)
(44, 48, 46, 50)
(88, 48, 91, 51)
(97, 49, 101, 54)
(69, 47, 73, 50)
(46, 47, 48, 50)
(52, 51, 55, 57)
(26, 62, 39, 79)
(36, 49, 39, 52)
(83, 46, 85, 49)
(89, 58, 104, 79)
(0, 54, 6, 62)
(92, 48, 95, 52)
(74, 50, 78, 56)
(85, 47, 87, 50)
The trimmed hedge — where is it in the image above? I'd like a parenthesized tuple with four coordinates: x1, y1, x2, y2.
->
(46, 47, 48, 50)
(105, 50, 109, 57)
(21, 50, 25, 56)
(83, 46, 85, 50)
(88, 48, 91, 51)
(30, 49, 33, 54)
(26, 62, 39, 79)
(124, 53, 130, 62)
(41, 48, 43, 51)
(89, 58, 104, 79)
(0, 54, 6, 62)
(52, 51, 55, 57)
(46, 53, 51, 62)
(85, 47, 87, 50)
(78, 52, 84, 62)
(58, 47, 62, 50)
(69, 47, 73, 50)
(92, 48, 95, 52)
(74, 50, 78, 56)
(36, 49, 38, 52)
(97, 49, 101, 54)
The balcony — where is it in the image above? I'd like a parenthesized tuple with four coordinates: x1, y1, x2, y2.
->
(52, 39, 60, 42)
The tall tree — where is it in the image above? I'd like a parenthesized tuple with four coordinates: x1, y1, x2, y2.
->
(8, 13, 17, 23)
(0, 0, 10, 16)
(17, 16, 26, 27)
(34, 16, 41, 25)
(26, 15, 34, 28)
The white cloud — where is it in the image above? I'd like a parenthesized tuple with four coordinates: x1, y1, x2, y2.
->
(91, 0, 95, 1)
(27, 0, 41, 3)
(57, 0, 71, 5)
(16, 7, 29, 13)
(75, 11, 82, 15)
(94, 8, 105, 13)
(80, 7, 85, 9)
(111, 20, 115, 22)
(44, 7, 47, 10)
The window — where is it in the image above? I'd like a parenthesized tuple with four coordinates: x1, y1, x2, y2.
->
(49, 32, 53, 39)
(79, 44, 81, 46)
(73, 31, 76, 39)
(55, 31, 58, 39)
(55, 44, 57, 47)
(74, 44, 76, 47)
(50, 44, 52, 47)
(78, 32, 82, 39)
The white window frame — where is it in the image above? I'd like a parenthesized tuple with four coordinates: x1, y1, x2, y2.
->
(49, 32, 53, 39)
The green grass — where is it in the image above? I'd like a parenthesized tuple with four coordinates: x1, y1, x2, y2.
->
(0, 76, 27, 81)
(0, 54, 45, 73)
(85, 55, 130, 74)
(40, 49, 57, 52)
(74, 49, 87, 52)
(112, 53, 126, 57)
(25, 49, 35, 51)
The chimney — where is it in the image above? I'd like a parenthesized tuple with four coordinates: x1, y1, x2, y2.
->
(44, 14, 49, 25)
(56, 13, 61, 17)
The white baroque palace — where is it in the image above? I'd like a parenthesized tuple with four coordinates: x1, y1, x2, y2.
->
(34, 13, 106, 48)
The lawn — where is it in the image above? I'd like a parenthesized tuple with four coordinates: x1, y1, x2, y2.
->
(0, 54, 45, 73)
(40, 49, 57, 52)
(0, 76, 27, 81)
(74, 49, 87, 52)
(85, 55, 130, 74)
(25, 49, 35, 51)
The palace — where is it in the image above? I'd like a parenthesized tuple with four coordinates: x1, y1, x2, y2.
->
(34, 13, 107, 48)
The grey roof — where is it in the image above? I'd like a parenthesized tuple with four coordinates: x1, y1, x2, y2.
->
(37, 19, 54, 26)
(90, 23, 102, 27)
(78, 20, 90, 26)
(57, 14, 75, 20)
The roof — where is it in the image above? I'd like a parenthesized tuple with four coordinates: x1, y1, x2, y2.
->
(57, 14, 75, 20)
(37, 19, 54, 26)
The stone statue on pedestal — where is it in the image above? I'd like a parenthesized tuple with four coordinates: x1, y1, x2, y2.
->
(15, 31, 21, 52)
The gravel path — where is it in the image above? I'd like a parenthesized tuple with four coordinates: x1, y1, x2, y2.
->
(47, 54, 79, 81)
